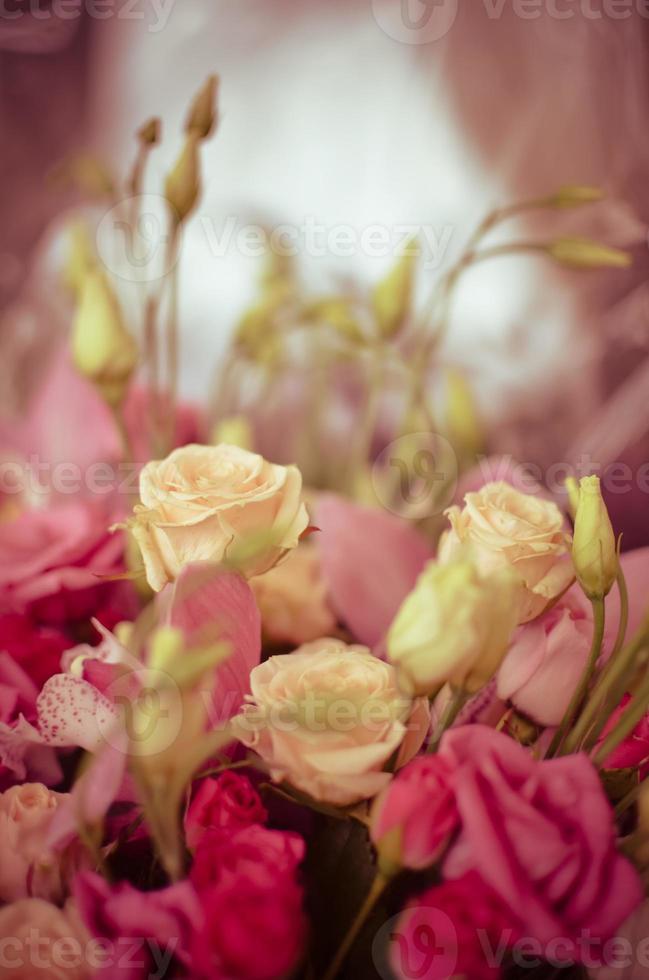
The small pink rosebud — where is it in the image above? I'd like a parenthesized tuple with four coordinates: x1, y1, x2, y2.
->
(184, 772, 267, 851)
(370, 755, 458, 877)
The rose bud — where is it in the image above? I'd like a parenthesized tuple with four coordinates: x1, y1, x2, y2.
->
(387, 556, 519, 698)
(572, 475, 618, 599)
(370, 755, 458, 877)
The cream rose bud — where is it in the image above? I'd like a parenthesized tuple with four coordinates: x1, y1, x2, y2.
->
(250, 542, 337, 646)
(0, 785, 87, 904)
(387, 557, 519, 697)
(439, 481, 574, 624)
(130, 443, 310, 591)
(233, 638, 430, 807)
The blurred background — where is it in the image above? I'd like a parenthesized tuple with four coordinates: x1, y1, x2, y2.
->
(1, 0, 649, 541)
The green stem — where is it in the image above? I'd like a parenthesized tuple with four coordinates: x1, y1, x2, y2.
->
(567, 610, 649, 756)
(428, 686, 469, 753)
(614, 780, 644, 819)
(548, 597, 605, 758)
(611, 564, 629, 661)
(321, 873, 388, 980)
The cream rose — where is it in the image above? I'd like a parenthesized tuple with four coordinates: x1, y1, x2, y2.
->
(250, 542, 337, 646)
(130, 443, 310, 591)
(439, 481, 573, 623)
(0, 785, 87, 904)
(233, 638, 430, 806)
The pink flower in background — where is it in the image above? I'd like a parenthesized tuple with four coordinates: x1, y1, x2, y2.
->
(371, 755, 459, 872)
(0, 783, 87, 903)
(391, 871, 519, 980)
(0, 898, 91, 979)
(74, 872, 200, 979)
(0, 614, 69, 691)
(0, 500, 128, 621)
(440, 726, 643, 961)
(184, 772, 267, 851)
(597, 694, 649, 775)
(497, 589, 592, 726)
(314, 493, 432, 649)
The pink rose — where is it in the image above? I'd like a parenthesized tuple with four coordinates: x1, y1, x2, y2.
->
(370, 755, 459, 873)
(0, 784, 87, 903)
(0, 500, 127, 621)
(440, 726, 643, 961)
(191, 824, 305, 893)
(189, 825, 307, 980)
(74, 871, 200, 979)
(497, 589, 592, 726)
(390, 871, 519, 980)
(184, 772, 268, 850)
(0, 899, 91, 979)
(234, 638, 430, 806)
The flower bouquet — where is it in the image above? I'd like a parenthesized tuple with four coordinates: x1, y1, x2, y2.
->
(1, 77, 648, 980)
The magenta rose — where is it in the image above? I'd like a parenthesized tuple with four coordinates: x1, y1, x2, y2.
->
(191, 824, 304, 892)
(370, 755, 459, 873)
(439, 726, 643, 962)
(391, 871, 520, 980)
(497, 589, 592, 727)
(184, 772, 268, 851)
(190, 824, 307, 980)
(191, 876, 307, 980)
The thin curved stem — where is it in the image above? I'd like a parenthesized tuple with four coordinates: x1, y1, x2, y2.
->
(322, 873, 388, 980)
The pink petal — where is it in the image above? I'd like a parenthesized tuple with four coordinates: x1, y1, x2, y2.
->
(162, 562, 262, 722)
(47, 737, 128, 851)
(314, 493, 432, 648)
(0, 715, 62, 784)
(4, 347, 122, 470)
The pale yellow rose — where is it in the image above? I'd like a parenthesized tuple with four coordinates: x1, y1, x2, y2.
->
(130, 443, 309, 591)
(0, 785, 87, 904)
(250, 542, 337, 646)
(387, 557, 519, 697)
(0, 899, 91, 979)
(438, 481, 573, 623)
(233, 638, 430, 806)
